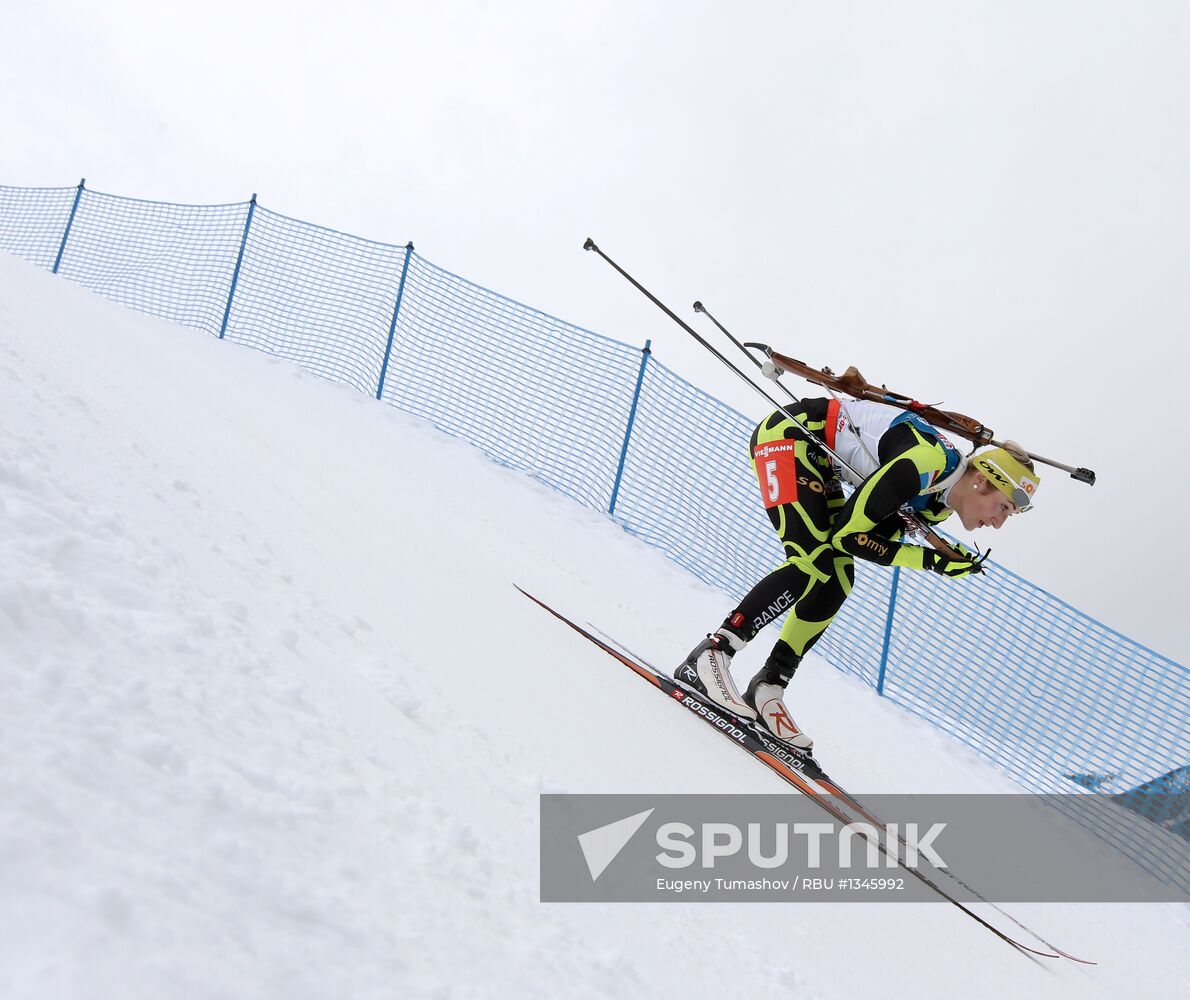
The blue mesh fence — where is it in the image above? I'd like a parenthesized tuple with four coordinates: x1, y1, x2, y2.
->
(225, 206, 404, 394)
(381, 253, 642, 511)
(57, 188, 248, 334)
(1, 182, 1186, 893)
(611, 359, 773, 594)
(0, 183, 80, 270)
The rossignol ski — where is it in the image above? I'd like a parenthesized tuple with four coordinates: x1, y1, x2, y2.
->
(517, 585, 1094, 963)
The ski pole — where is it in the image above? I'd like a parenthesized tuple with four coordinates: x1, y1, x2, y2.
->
(583, 238, 864, 482)
(694, 300, 823, 429)
(583, 239, 972, 564)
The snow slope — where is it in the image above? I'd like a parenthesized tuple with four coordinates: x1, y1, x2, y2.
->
(1, 253, 1186, 999)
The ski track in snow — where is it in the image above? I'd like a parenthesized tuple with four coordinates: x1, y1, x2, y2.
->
(0, 255, 1187, 999)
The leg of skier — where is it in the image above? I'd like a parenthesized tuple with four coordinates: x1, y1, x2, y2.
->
(741, 543, 853, 749)
(677, 403, 842, 741)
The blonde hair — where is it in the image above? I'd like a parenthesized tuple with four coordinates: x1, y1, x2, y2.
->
(998, 440, 1035, 473)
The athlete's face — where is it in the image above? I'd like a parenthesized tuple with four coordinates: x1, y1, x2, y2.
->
(955, 475, 1019, 531)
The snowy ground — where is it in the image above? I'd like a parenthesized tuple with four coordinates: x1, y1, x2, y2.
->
(1, 253, 1187, 999)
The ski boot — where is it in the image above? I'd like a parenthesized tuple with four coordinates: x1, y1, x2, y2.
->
(744, 659, 813, 752)
(674, 629, 756, 720)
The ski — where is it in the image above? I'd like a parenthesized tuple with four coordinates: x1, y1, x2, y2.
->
(833, 784, 1098, 964)
(583, 621, 1093, 963)
(583, 623, 826, 769)
(518, 585, 1070, 959)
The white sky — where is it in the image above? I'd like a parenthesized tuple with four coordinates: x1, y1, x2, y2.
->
(4, 1, 1188, 662)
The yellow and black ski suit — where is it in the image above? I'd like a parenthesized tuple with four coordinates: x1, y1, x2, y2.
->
(727, 398, 963, 683)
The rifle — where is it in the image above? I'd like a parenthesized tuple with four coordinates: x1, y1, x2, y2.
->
(747, 343, 1096, 486)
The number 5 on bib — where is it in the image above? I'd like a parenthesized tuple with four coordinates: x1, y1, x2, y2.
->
(753, 440, 798, 509)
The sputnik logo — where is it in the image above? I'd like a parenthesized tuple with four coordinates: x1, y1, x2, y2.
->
(577, 808, 655, 881)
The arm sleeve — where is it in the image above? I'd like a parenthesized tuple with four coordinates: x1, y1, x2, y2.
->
(830, 424, 951, 569)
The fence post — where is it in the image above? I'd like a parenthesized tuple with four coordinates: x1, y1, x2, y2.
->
(52, 178, 85, 275)
(609, 339, 651, 516)
(376, 242, 415, 401)
(219, 193, 257, 340)
(875, 567, 901, 695)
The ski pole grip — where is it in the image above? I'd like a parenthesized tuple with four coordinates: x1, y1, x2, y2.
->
(693, 301, 705, 313)
(583, 237, 598, 251)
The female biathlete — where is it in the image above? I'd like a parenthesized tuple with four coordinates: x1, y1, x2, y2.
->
(675, 396, 1039, 751)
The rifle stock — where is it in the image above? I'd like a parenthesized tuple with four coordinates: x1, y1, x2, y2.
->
(755, 345, 1096, 484)
(766, 350, 995, 446)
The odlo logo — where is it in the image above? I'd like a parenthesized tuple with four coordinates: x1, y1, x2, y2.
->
(982, 465, 1011, 490)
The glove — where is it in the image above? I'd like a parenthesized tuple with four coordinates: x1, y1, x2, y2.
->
(946, 539, 979, 561)
(923, 547, 989, 579)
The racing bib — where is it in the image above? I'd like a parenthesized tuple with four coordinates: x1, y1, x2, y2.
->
(753, 439, 798, 508)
